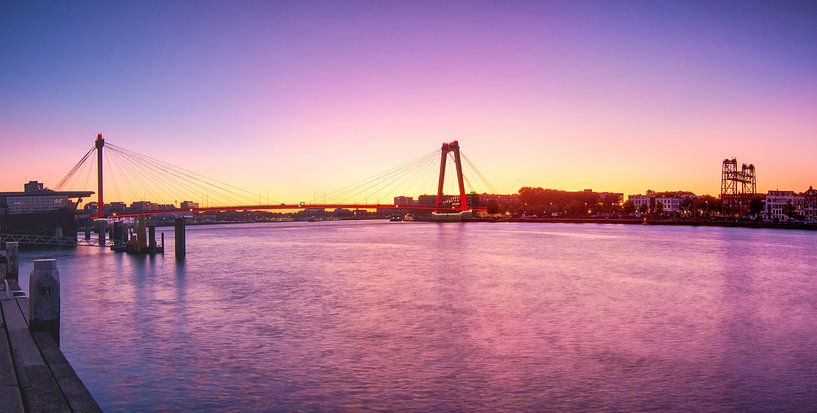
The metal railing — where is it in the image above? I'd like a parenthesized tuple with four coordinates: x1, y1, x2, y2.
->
(0, 233, 78, 247)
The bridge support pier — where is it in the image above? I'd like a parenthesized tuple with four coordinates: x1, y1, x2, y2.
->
(175, 217, 186, 260)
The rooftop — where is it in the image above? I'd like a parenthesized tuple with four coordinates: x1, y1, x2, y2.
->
(0, 190, 94, 198)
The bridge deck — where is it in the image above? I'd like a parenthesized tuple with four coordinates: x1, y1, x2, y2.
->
(107, 204, 487, 217)
(0, 281, 101, 413)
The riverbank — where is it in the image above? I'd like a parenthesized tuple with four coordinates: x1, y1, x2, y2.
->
(80, 215, 817, 232)
(0, 278, 101, 412)
(501, 217, 817, 230)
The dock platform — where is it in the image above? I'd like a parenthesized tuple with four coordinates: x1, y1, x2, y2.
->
(0, 280, 101, 413)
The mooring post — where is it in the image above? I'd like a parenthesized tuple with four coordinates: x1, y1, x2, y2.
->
(149, 225, 156, 253)
(161, 232, 165, 251)
(112, 222, 123, 249)
(95, 219, 107, 247)
(175, 217, 186, 259)
(136, 217, 147, 253)
(29, 259, 61, 346)
(4, 241, 18, 280)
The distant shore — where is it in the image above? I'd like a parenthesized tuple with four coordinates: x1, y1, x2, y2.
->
(93, 216, 817, 231)
(499, 217, 817, 230)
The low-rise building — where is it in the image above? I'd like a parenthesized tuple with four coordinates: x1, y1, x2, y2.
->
(628, 190, 695, 214)
(416, 193, 480, 209)
(180, 201, 199, 210)
(108, 202, 127, 214)
(130, 201, 157, 212)
(596, 192, 624, 204)
(656, 196, 682, 213)
(804, 186, 817, 222)
(764, 190, 804, 221)
(393, 196, 418, 207)
(628, 194, 651, 213)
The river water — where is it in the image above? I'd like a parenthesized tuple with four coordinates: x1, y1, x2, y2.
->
(13, 221, 817, 411)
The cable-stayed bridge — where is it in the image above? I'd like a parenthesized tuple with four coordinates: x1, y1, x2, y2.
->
(56, 134, 494, 218)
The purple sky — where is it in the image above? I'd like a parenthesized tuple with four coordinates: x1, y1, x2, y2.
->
(1, 1, 815, 202)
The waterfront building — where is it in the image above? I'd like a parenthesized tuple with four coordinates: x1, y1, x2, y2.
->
(415, 193, 480, 209)
(83, 201, 98, 214)
(764, 190, 804, 222)
(180, 201, 199, 210)
(628, 191, 695, 214)
(656, 196, 682, 213)
(628, 194, 651, 213)
(130, 201, 157, 212)
(417, 195, 437, 207)
(304, 207, 326, 217)
(394, 196, 418, 207)
(596, 191, 625, 204)
(476, 193, 520, 214)
(804, 186, 817, 222)
(109, 202, 127, 214)
(0, 181, 93, 235)
(23, 180, 44, 192)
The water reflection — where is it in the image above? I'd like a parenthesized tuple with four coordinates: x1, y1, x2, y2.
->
(13, 222, 817, 411)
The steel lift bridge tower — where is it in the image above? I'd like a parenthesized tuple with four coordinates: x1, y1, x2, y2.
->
(720, 158, 756, 210)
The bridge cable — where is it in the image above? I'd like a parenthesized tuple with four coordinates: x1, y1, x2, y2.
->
(375, 155, 438, 203)
(80, 151, 95, 192)
(104, 148, 122, 202)
(106, 144, 254, 205)
(332, 153, 438, 204)
(108, 148, 166, 203)
(55, 146, 95, 190)
(106, 150, 139, 203)
(108, 148, 187, 206)
(459, 151, 496, 194)
(106, 143, 272, 204)
(106, 145, 259, 206)
(320, 150, 439, 203)
(109, 147, 211, 206)
(323, 152, 438, 204)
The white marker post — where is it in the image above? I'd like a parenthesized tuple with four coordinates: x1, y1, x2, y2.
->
(29, 259, 61, 346)
(5, 241, 18, 280)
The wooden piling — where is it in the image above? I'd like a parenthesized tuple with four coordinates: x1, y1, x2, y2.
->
(174, 217, 186, 260)
(29, 259, 60, 346)
(94, 219, 107, 247)
(136, 217, 147, 253)
(112, 222, 124, 249)
(149, 225, 156, 253)
(4, 242, 18, 280)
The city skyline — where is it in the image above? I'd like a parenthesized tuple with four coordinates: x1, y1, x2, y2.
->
(2, 1, 816, 200)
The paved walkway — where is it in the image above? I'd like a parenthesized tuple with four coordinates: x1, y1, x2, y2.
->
(0, 280, 101, 413)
